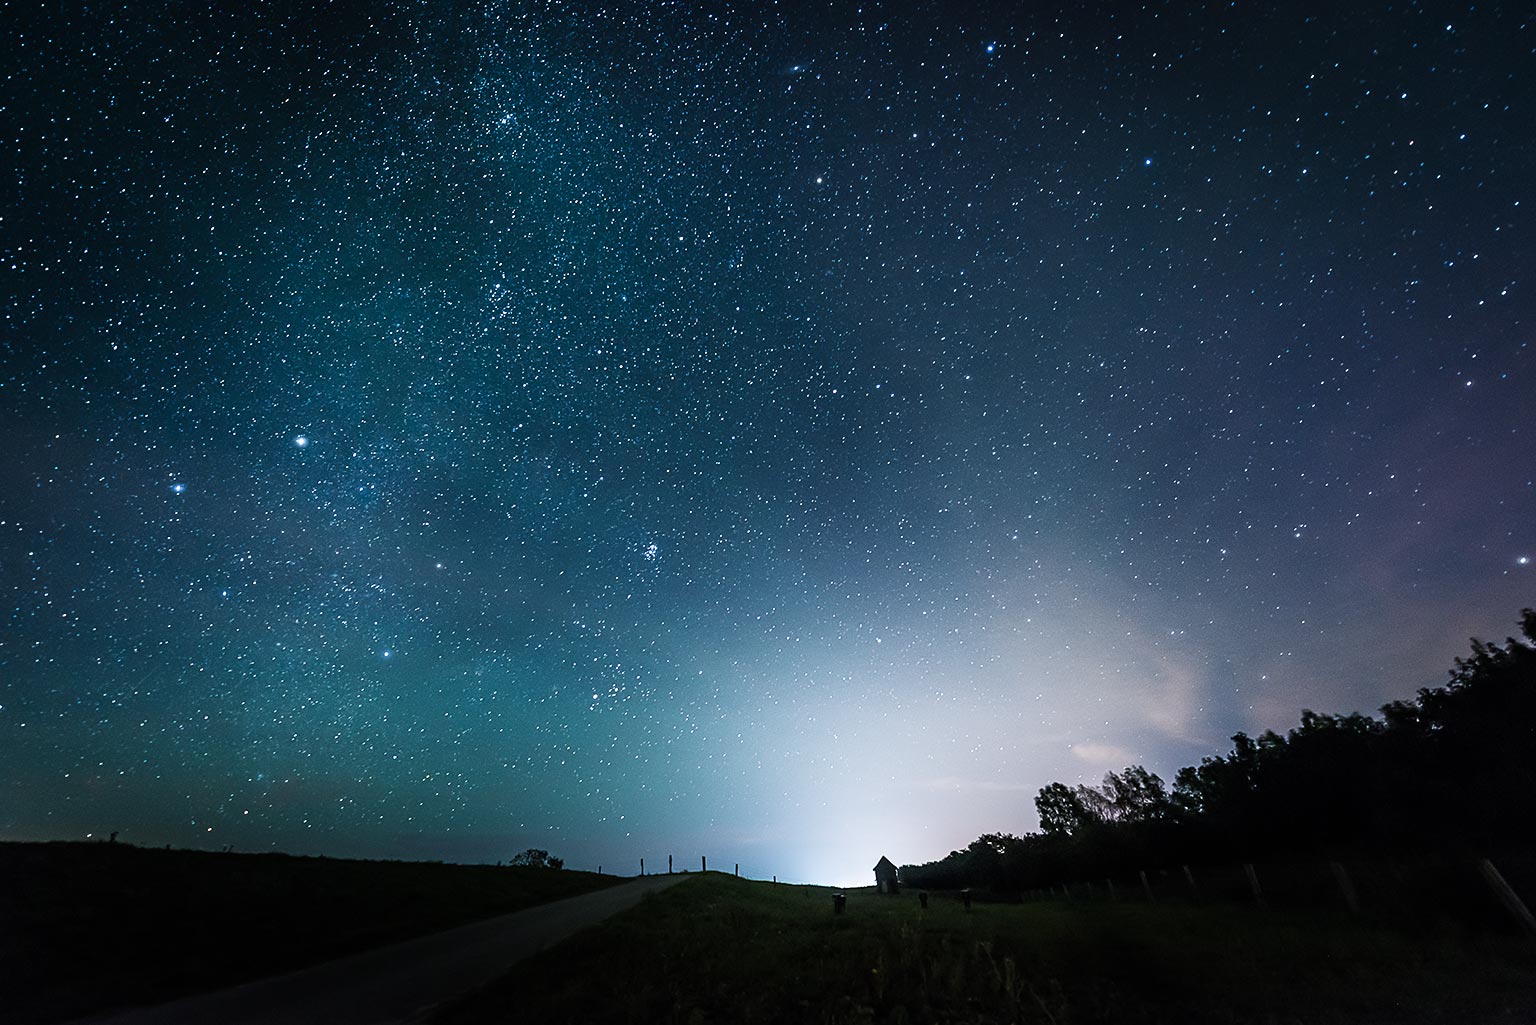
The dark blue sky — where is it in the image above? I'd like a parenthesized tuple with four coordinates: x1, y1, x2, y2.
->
(4, 1, 1532, 883)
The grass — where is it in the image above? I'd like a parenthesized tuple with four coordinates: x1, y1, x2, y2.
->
(433, 873, 1536, 1025)
(0, 840, 626, 1025)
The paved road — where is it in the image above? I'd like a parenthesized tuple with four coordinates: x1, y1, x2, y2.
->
(77, 873, 692, 1025)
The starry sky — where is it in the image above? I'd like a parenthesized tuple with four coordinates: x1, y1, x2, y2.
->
(3, 1, 1532, 886)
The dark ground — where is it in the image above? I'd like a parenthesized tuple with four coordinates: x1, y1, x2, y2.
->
(0, 840, 625, 1025)
(80, 874, 690, 1025)
(433, 872, 1536, 1025)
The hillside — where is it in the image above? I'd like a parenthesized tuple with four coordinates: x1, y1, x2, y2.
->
(434, 872, 1536, 1024)
(0, 841, 623, 1024)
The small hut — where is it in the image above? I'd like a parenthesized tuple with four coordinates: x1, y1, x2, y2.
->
(873, 855, 899, 894)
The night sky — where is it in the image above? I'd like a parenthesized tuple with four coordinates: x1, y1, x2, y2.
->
(4, 1, 1532, 886)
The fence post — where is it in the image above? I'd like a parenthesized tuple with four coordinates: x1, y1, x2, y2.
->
(735, 863, 739, 876)
(1330, 860, 1360, 914)
(641, 857, 645, 876)
(1140, 869, 1155, 902)
(1182, 864, 1198, 897)
(702, 855, 707, 873)
(1244, 863, 1266, 909)
(1062, 881, 1072, 900)
(1106, 877, 1118, 901)
(1478, 858, 1536, 936)
(668, 854, 673, 874)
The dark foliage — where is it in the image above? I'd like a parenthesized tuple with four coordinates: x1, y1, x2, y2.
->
(902, 610, 1536, 891)
(510, 848, 564, 869)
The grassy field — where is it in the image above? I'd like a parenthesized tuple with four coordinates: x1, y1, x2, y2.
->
(0, 840, 625, 1025)
(434, 872, 1536, 1025)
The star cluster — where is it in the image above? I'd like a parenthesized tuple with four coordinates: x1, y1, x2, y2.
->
(3, 1, 1532, 884)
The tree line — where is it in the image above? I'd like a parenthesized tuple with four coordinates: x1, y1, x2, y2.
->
(900, 609, 1536, 892)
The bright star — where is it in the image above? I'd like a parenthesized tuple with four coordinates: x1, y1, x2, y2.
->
(170, 483, 186, 494)
(294, 435, 309, 447)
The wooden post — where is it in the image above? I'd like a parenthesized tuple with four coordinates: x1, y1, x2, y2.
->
(1478, 858, 1536, 936)
(735, 863, 739, 876)
(1330, 860, 1360, 914)
(1244, 863, 1266, 909)
(1182, 864, 1198, 896)
(668, 854, 672, 874)
(1140, 869, 1155, 902)
(1062, 881, 1072, 899)
(640, 858, 645, 876)
(702, 855, 707, 873)
(1106, 878, 1118, 901)
(598, 865, 602, 875)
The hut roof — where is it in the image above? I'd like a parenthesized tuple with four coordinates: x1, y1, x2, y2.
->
(873, 856, 897, 874)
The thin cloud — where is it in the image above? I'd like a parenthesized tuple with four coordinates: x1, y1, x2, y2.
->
(918, 776, 1037, 794)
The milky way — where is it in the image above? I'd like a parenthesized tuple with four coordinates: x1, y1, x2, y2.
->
(4, 2, 1532, 884)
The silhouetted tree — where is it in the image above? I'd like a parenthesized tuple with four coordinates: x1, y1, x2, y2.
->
(1100, 765, 1172, 823)
(510, 848, 563, 868)
(903, 609, 1536, 891)
(1035, 782, 1094, 836)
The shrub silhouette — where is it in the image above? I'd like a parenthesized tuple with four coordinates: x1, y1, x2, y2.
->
(510, 848, 564, 869)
